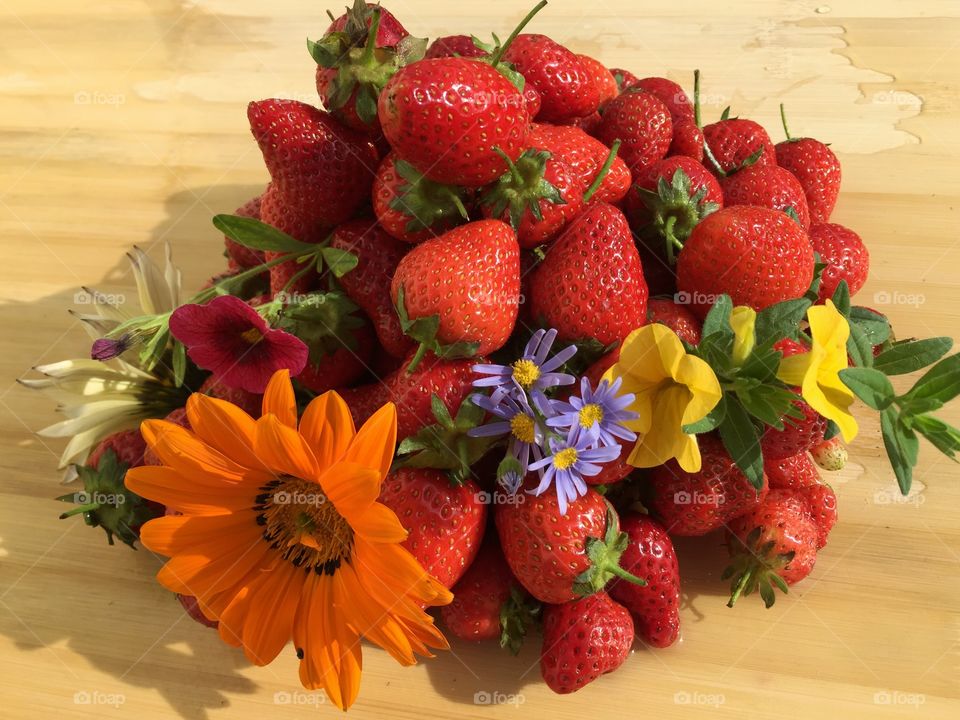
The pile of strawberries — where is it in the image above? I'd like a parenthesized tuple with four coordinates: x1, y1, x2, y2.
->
(72, 0, 881, 695)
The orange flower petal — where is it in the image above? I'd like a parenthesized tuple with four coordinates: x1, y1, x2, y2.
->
(140, 419, 249, 482)
(125, 466, 252, 515)
(300, 392, 356, 468)
(262, 369, 297, 427)
(353, 538, 453, 607)
(156, 538, 270, 599)
(139, 513, 257, 556)
(240, 560, 303, 666)
(317, 462, 381, 519)
(351, 502, 408, 544)
(186, 393, 263, 470)
(254, 414, 320, 481)
(342, 403, 397, 478)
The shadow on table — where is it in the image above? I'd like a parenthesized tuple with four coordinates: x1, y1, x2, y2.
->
(1, 183, 263, 720)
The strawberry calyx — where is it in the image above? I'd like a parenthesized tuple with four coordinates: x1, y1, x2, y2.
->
(395, 285, 481, 373)
(635, 168, 720, 264)
(259, 290, 366, 365)
(499, 585, 542, 655)
(391, 159, 470, 234)
(394, 393, 497, 484)
(480, 149, 566, 231)
(573, 506, 647, 596)
(723, 525, 793, 608)
(57, 449, 161, 548)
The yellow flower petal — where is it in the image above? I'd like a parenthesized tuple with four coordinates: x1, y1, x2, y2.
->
(730, 306, 757, 365)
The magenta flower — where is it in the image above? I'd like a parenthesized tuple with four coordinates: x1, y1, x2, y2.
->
(169, 295, 307, 393)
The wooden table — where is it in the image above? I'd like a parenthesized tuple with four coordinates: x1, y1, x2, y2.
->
(1, 1, 958, 717)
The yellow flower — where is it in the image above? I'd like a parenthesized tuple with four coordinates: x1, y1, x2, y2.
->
(777, 300, 859, 442)
(603, 324, 722, 472)
(730, 306, 757, 366)
(126, 369, 451, 710)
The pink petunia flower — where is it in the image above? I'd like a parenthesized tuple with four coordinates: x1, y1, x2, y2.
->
(169, 295, 307, 393)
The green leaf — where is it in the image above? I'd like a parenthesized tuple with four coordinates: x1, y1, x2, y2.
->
(682, 396, 726, 434)
(754, 298, 811, 347)
(737, 345, 783, 384)
(737, 384, 803, 429)
(873, 337, 953, 376)
(803, 259, 829, 303)
(274, 291, 364, 364)
(831, 280, 851, 316)
(839, 367, 895, 410)
(319, 246, 359, 278)
(846, 321, 875, 368)
(718, 398, 764, 490)
(700, 294, 733, 340)
(904, 353, 960, 405)
(910, 414, 960, 460)
(430, 393, 455, 430)
(880, 407, 919, 495)
(213, 215, 315, 254)
(823, 418, 841, 441)
(849, 306, 891, 346)
(171, 340, 187, 388)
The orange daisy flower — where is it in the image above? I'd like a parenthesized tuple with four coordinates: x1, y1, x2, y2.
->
(125, 369, 452, 710)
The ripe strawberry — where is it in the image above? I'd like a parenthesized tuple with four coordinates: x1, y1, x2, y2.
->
(495, 486, 644, 605)
(526, 123, 631, 205)
(441, 538, 538, 651)
(338, 353, 477, 440)
(577, 54, 618, 105)
(808, 223, 870, 302)
(760, 397, 827, 460)
(702, 117, 776, 176)
(325, 1, 408, 47)
(378, 57, 529, 187)
(720, 163, 811, 229)
(224, 193, 266, 269)
(596, 89, 673, 172)
(480, 149, 585, 248)
(571, 111, 602, 138)
(379, 468, 487, 589)
(775, 106, 842, 223)
(633, 76, 694, 122)
(764, 452, 821, 490)
(667, 69, 704, 161)
(811, 436, 848, 471)
(677, 206, 815, 318)
(795, 483, 837, 549)
(608, 513, 681, 648)
(296, 322, 376, 393)
(197, 375, 262, 417)
(328, 218, 415, 357)
(424, 34, 486, 59)
(725, 488, 819, 606)
(371, 152, 471, 244)
(177, 593, 218, 629)
(391, 220, 520, 363)
(648, 434, 768, 536)
(609, 67, 639, 92)
(503, 34, 601, 123)
(647, 297, 703, 345)
(529, 203, 649, 345)
(540, 592, 634, 694)
(87, 429, 147, 470)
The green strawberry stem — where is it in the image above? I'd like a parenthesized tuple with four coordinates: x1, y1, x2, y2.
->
(488, 0, 549, 67)
(59, 502, 100, 519)
(494, 147, 524, 185)
(726, 567, 753, 608)
(192, 250, 311, 305)
(406, 342, 430, 373)
(702, 136, 726, 177)
(663, 215, 684, 265)
(582, 140, 621, 203)
(359, 7, 381, 65)
(693, 69, 702, 128)
(780, 103, 794, 141)
(606, 562, 647, 586)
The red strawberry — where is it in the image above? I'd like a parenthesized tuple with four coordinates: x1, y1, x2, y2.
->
(764, 452, 822, 490)
(577, 54, 618, 105)
(325, 1, 408, 47)
(378, 57, 529, 187)
(775, 106, 842, 223)
(667, 69, 705, 161)
(608, 513, 681, 648)
(372, 152, 471, 244)
(760, 397, 827, 460)
(811, 435, 848, 471)
(794, 483, 837, 549)
(702, 117, 776, 176)
(633, 76, 694, 122)
(677, 206, 815, 318)
(440, 538, 537, 651)
(720, 163, 811, 229)
(296, 322, 376, 393)
(648, 435, 768, 536)
(224, 194, 266, 269)
(424, 34, 486, 59)
(379, 468, 487, 589)
(391, 220, 520, 364)
(87, 429, 147, 470)
(328, 218, 415, 357)
(609, 67, 639, 92)
(725, 488, 819, 606)
(526, 123, 631, 205)
(495, 486, 644, 605)
(529, 203, 649, 345)
(808, 223, 870, 302)
(596, 89, 673, 172)
(571, 111, 602, 138)
(647, 297, 703, 345)
(480, 149, 585, 248)
(540, 592, 634, 694)
(338, 353, 477, 440)
(198, 375, 262, 417)
(503, 34, 601, 123)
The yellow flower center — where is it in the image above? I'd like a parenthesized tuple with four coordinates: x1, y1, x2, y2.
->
(511, 359, 541, 389)
(510, 413, 536, 444)
(552, 447, 579, 471)
(240, 327, 263, 345)
(258, 476, 354, 574)
(578, 403, 604, 428)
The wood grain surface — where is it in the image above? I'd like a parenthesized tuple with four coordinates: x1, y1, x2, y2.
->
(1, 1, 958, 717)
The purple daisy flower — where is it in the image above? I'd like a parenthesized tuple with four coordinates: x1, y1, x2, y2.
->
(472, 328, 577, 410)
(527, 425, 622, 515)
(468, 392, 547, 493)
(546, 376, 639, 448)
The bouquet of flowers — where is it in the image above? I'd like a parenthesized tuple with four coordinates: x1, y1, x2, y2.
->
(25, 0, 960, 710)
